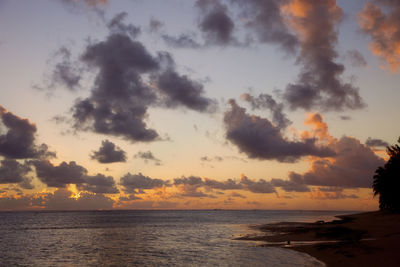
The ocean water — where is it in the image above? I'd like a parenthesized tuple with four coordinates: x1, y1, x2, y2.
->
(0, 210, 353, 267)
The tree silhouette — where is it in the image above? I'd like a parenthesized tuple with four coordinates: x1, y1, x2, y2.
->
(373, 137, 400, 212)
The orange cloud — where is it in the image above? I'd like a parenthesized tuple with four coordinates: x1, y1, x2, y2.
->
(282, 0, 342, 38)
(302, 113, 331, 142)
(359, 2, 400, 72)
(308, 188, 359, 200)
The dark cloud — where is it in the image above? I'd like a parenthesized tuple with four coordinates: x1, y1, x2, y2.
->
(120, 172, 168, 194)
(239, 175, 276, 193)
(232, 0, 299, 53)
(0, 159, 33, 189)
(200, 156, 223, 162)
(203, 177, 241, 190)
(196, 0, 236, 45)
(155, 70, 217, 112)
(282, 0, 365, 111)
(366, 137, 389, 148)
(44, 189, 114, 210)
(174, 176, 203, 186)
(229, 192, 246, 198)
(162, 33, 202, 49)
(79, 174, 119, 194)
(72, 32, 160, 142)
(67, 13, 215, 142)
(32, 160, 87, 188)
(174, 176, 217, 198)
(271, 172, 310, 192)
(174, 175, 275, 194)
(148, 18, 164, 33)
(0, 189, 115, 211)
(340, 115, 352, 121)
(44, 46, 82, 91)
(91, 140, 127, 163)
(345, 50, 367, 67)
(0, 106, 55, 159)
(118, 194, 142, 201)
(134, 151, 161, 165)
(241, 93, 291, 129)
(359, 0, 400, 72)
(107, 12, 141, 38)
(223, 100, 334, 162)
(295, 136, 385, 188)
(0, 195, 32, 210)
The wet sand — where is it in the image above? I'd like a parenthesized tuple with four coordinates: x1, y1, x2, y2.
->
(238, 211, 400, 267)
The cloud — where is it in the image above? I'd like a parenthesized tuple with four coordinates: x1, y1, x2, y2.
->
(340, 115, 352, 121)
(162, 33, 202, 49)
(90, 140, 127, 163)
(359, 0, 400, 72)
(0, 195, 32, 210)
(148, 18, 164, 33)
(282, 0, 364, 111)
(78, 174, 119, 194)
(60, 0, 108, 17)
(308, 188, 359, 200)
(366, 137, 389, 148)
(0, 106, 55, 159)
(43, 46, 82, 91)
(293, 114, 385, 188)
(195, 0, 236, 45)
(134, 151, 161, 165)
(239, 174, 276, 193)
(232, 0, 299, 53)
(173, 175, 276, 194)
(155, 70, 217, 112)
(229, 192, 246, 198)
(174, 176, 217, 198)
(345, 49, 367, 67)
(73, 32, 160, 142)
(223, 100, 334, 162)
(61, 0, 108, 10)
(241, 93, 291, 129)
(116, 199, 178, 209)
(62, 0, 108, 7)
(65, 13, 215, 142)
(44, 188, 114, 210)
(271, 172, 310, 192)
(120, 172, 168, 194)
(202, 177, 241, 190)
(32, 160, 87, 187)
(200, 156, 223, 162)
(107, 12, 141, 38)
(0, 159, 33, 189)
(0, 188, 115, 211)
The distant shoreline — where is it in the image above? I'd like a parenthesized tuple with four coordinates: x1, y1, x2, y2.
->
(238, 211, 400, 267)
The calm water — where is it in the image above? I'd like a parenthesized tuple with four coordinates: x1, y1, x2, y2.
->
(0, 210, 354, 267)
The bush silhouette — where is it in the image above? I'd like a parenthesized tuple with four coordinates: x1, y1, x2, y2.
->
(373, 137, 400, 212)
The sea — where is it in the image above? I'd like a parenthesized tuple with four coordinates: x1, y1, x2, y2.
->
(0, 210, 355, 267)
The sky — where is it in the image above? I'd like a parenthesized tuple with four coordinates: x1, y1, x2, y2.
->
(0, 0, 399, 211)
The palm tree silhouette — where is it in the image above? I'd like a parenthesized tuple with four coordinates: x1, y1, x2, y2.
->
(373, 137, 400, 212)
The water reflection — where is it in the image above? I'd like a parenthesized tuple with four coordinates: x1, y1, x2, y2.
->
(0, 210, 345, 266)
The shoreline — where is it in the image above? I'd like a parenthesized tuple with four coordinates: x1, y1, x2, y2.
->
(238, 211, 400, 267)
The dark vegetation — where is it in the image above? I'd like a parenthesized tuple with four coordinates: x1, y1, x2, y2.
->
(373, 137, 400, 212)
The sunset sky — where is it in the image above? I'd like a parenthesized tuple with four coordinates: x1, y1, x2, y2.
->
(0, 0, 399, 211)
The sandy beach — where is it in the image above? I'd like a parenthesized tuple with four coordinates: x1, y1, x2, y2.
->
(238, 211, 400, 267)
